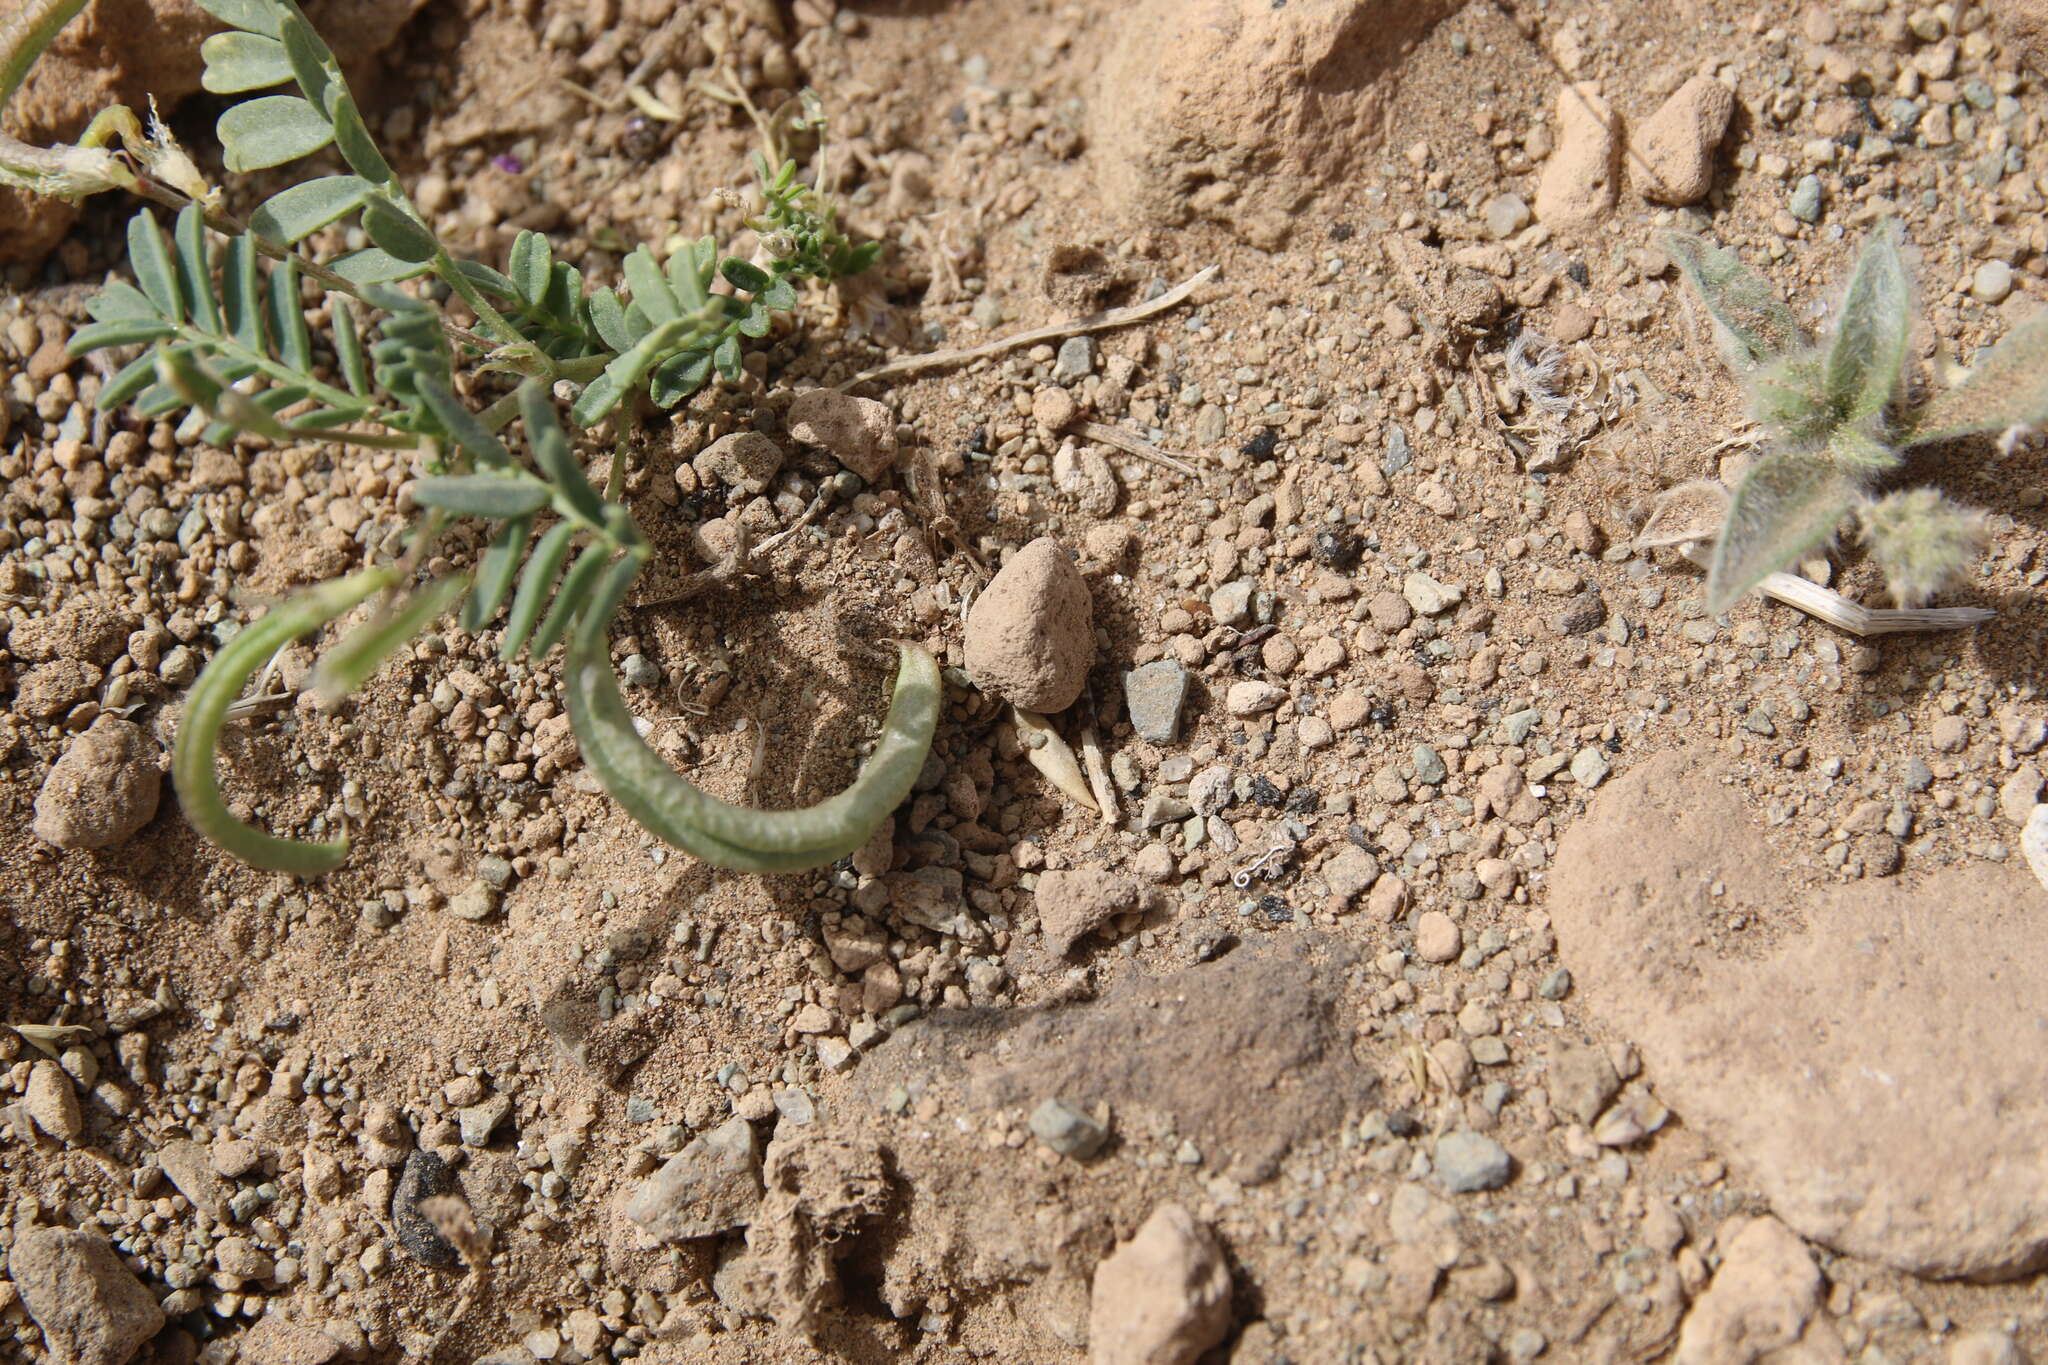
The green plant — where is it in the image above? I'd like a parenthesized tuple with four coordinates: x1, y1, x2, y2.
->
(1668, 223, 2048, 612)
(14, 0, 936, 875)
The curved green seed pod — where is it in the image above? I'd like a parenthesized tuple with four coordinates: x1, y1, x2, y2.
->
(561, 558, 940, 872)
(172, 566, 396, 875)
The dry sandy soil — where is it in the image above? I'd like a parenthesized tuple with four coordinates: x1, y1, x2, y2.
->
(4, 0, 2048, 1362)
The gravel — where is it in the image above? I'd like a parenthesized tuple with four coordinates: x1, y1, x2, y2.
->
(1124, 660, 1192, 743)
(1434, 1131, 1514, 1193)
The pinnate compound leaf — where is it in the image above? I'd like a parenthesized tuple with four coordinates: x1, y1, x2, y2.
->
(1667, 232, 1802, 368)
(1823, 220, 1911, 425)
(250, 175, 373, 244)
(310, 573, 470, 710)
(587, 287, 636, 352)
(451, 260, 517, 300)
(218, 96, 333, 172)
(413, 474, 551, 520)
(712, 332, 741, 381)
(667, 238, 714, 311)
(760, 275, 797, 312)
(1904, 312, 2048, 444)
(1857, 488, 1989, 608)
(1706, 453, 1858, 614)
(200, 31, 292, 93)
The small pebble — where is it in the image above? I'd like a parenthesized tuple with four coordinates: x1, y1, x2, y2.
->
(1972, 260, 2015, 304)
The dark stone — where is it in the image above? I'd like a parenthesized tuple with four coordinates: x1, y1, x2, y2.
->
(391, 1150, 458, 1267)
(1312, 531, 1363, 571)
(1239, 428, 1279, 460)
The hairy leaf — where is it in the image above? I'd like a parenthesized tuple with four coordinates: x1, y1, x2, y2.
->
(173, 205, 222, 333)
(333, 296, 368, 395)
(519, 380, 604, 524)
(452, 259, 517, 299)
(218, 95, 333, 172)
(649, 350, 712, 409)
(587, 287, 635, 352)
(720, 257, 771, 294)
(171, 566, 397, 876)
(564, 557, 942, 872)
(571, 318, 690, 426)
(526, 539, 612, 659)
(1903, 312, 2048, 444)
(1857, 487, 1989, 608)
(464, 515, 532, 632)
(267, 257, 312, 372)
(249, 174, 372, 244)
(1826, 422, 1901, 474)
(667, 239, 712, 311)
(760, 275, 797, 312)
(1667, 232, 1803, 368)
(97, 351, 161, 409)
(360, 197, 437, 263)
(85, 280, 163, 324)
(327, 92, 394, 185)
(328, 247, 430, 286)
(500, 520, 577, 659)
(1748, 347, 1834, 446)
(127, 211, 181, 323)
(1706, 452, 1858, 613)
(417, 379, 510, 466)
(310, 573, 470, 710)
(199, 31, 292, 93)
(275, 8, 334, 112)
(509, 231, 551, 307)
(194, 0, 284, 37)
(1823, 220, 1911, 425)
(622, 247, 679, 324)
(412, 473, 551, 519)
(712, 332, 741, 381)
(68, 318, 176, 351)
(220, 234, 263, 351)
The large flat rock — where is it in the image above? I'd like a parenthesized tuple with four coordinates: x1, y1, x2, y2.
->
(1550, 748, 2048, 1280)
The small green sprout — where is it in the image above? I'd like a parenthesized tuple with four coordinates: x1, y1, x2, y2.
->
(1669, 224, 2048, 612)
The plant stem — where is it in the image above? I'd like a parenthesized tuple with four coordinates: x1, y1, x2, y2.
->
(432, 246, 524, 347)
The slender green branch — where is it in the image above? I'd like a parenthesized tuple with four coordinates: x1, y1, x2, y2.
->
(432, 244, 524, 347)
